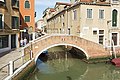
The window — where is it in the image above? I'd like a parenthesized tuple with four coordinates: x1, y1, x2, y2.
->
(99, 30, 104, 34)
(59, 16, 61, 23)
(87, 9, 92, 18)
(112, 0, 119, 3)
(73, 10, 77, 20)
(12, 16, 19, 29)
(25, 1, 30, 8)
(93, 30, 97, 35)
(0, 35, 9, 49)
(20, 19, 22, 25)
(112, 9, 117, 27)
(99, 10, 104, 19)
(99, 30, 104, 45)
(62, 14, 64, 20)
(0, 14, 2, 29)
(25, 16, 30, 22)
(112, 33, 118, 45)
(12, 0, 19, 7)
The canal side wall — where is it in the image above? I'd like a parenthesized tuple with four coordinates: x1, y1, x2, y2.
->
(5, 59, 35, 80)
(12, 60, 35, 80)
(70, 47, 112, 63)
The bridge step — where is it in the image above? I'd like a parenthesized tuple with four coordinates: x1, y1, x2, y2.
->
(111, 58, 120, 67)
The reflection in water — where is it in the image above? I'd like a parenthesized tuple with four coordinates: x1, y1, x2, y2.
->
(36, 59, 54, 74)
(30, 49, 120, 80)
(67, 76, 72, 80)
(31, 58, 120, 80)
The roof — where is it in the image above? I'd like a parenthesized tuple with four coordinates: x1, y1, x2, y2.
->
(47, 1, 111, 22)
(49, 8, 56, 12)
(56, 2, 72, 6)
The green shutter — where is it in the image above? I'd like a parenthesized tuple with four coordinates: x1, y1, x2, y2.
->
(25, 16, 30, 22)
(25, 1, 30, 8)
(112, 10, 117, 27)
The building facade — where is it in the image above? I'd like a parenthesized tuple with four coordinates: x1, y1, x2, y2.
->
(19, 0, 35, 42)
(0, 0, 19, 53)
(44, 0, 120, 49)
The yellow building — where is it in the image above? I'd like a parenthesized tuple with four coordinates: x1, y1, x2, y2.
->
(44, 0, 120, 48)
(0, 0, 19, 53)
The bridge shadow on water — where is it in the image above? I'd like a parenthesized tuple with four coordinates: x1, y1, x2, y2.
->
(36, 46, 87, 75)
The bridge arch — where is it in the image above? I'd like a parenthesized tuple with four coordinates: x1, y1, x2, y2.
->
(28, 34, 110, 62)
(34, 43, 89, 62)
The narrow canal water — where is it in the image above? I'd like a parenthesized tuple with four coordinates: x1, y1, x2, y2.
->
(28, 47, 120, 80)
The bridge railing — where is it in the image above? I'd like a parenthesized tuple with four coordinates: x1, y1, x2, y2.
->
(0, 46, 33, 80)
(0, 35, 50, 79)
(0, 63, 9, 80)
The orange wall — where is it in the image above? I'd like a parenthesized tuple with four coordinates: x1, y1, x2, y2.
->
(19, 0, 35, 31)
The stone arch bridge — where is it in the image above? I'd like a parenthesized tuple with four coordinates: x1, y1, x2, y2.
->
(23, 34, 110, 61)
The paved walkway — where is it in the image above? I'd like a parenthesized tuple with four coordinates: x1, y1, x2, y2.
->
(0, 48, 24, 79)
(0, 48, 23, 68)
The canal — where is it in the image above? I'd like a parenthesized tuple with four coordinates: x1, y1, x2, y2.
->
(28, 46, 120, 80)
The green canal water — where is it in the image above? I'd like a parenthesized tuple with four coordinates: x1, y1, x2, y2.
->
(29, 58, 120, 80)
(28, 46, 120, 80)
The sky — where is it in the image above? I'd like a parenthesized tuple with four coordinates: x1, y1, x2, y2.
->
(35, 0, 70, 22)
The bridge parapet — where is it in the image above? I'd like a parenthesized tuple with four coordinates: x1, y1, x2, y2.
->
(22, 34, 111, 60)
(28, 34, 110, 60)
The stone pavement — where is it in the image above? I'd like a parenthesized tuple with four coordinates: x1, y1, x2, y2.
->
(0, 48, 23, 68)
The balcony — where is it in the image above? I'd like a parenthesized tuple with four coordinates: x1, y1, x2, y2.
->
(0, 0, 5, 7)
(12, 0, 19, 9)
(0, 0, 5, 3)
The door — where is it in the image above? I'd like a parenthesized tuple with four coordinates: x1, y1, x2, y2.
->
(112, 33, 117, 46)
(11, 34, 16, 49)
(99, 35, 104, 44)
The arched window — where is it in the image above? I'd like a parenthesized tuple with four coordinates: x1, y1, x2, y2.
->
(25, 0, 30, 8)
(112, 9, 117, 27)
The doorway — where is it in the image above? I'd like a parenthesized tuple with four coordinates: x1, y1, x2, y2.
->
(11, 34, 16, 49)
(112, 33, 118, 46)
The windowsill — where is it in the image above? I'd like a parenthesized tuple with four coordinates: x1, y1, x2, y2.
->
(107, 45, 119, 48)
(0, 29, 4, 32)
(24, 22, 30, 23)
(12, 29, 19, 30)
(86, 18, 93, 20)
(111, 26, 118, 28)
(12, 6, 19, 9)
(24, 8, 31, 10)
(112, 1, 119, 4)
(98, 18, 105, 20)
